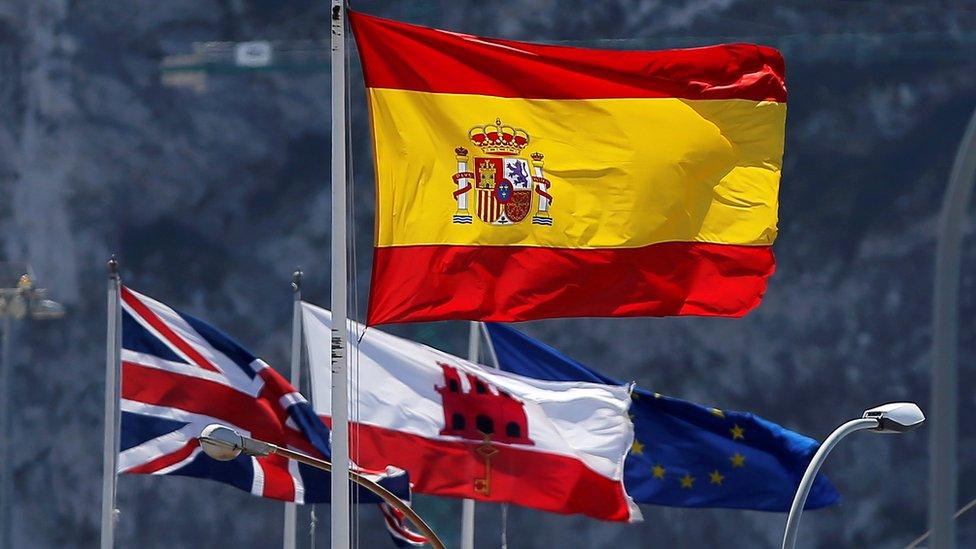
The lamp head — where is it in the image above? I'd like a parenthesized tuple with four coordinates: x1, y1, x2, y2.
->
(16, 274, 33, 291)
(198, 424, 244, 461)
(862, 402, 925, 433)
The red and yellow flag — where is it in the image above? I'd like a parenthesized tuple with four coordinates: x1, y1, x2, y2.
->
(351, 12, 786, 324)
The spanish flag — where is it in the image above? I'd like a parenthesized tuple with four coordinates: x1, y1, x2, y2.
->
(351, 12, 786, 325)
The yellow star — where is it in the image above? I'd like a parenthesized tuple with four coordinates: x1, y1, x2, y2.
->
(730, 424, 745, 441)
(710, 408, 725, 418)
(653, 392, 662, 399)
(652, 464, 666, 479)
(631, 440, 645, 455)
(709, 470, 725, 485)
(730, 453, 746, 468)
(680, 473, 695, 489)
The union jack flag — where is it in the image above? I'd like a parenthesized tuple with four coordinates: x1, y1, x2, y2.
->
(117, 286, 426, 546)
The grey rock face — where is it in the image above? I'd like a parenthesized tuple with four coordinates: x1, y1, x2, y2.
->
(1, 0, 974, 547)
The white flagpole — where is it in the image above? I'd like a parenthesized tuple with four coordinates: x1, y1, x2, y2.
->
(330, 1, 351, 547)
(479, 323, 500, 371)
(100, 257, 121, 549)
(460, 321, 480, 549)
(283, 270, 302, 549)
(479, 323, 508, 549)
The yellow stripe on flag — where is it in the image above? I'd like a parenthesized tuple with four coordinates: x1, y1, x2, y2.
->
(368, 88, 785, 249)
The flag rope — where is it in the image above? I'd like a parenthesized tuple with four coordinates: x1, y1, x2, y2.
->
(345, 8, 364, 545)
(904, 495, 976, 549)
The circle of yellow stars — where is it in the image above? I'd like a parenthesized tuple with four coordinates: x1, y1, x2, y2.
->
(627, 399, 748, 491)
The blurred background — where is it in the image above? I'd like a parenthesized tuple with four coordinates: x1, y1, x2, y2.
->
(1, 0, 975, 547)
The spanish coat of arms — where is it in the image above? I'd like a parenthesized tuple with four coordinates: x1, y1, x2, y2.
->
(451, 119, 553, 226)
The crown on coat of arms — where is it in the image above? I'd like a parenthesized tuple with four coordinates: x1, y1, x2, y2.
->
(469, 118, 529, 156)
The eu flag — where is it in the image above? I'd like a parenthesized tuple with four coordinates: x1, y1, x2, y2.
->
(485, 323, 839, 511)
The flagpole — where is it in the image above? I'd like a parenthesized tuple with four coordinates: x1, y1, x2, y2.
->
(100, 257, 121, 549)
(330, 1, 351, 548)
(479, 323, 500, 370)
(479, 323, 508, 549)
(460, 322, 480, 549)
(283, 270, 303, 549)
(0, 311, 8, 549)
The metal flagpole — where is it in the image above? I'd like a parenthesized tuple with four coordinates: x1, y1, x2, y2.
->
(284, 270, 303, 549)
(330, 1, 351, 547)
(478, 323, 508, 549)
(479, 323, 500, 372)
(460, 322, 480, 549)
(100, 257, 122, 549)
(0, 308, 11, 549)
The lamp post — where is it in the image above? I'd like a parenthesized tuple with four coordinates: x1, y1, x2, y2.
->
(781, 402, 925, 549)
(0, 265, 65, 547)
(197, 424, 446, 549)
(930, 107, 976, 549)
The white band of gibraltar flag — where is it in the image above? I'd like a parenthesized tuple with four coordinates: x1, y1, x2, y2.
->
(302, 303, 641, 522)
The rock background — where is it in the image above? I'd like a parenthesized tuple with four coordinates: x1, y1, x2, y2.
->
(0, 0, 975, 547)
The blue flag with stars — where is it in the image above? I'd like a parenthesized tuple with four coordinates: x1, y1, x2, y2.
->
(485, 323, 840, 511)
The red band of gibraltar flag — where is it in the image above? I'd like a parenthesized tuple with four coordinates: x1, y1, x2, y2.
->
(351, 11, 786, 324)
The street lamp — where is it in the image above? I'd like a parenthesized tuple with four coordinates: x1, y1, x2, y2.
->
(197, 424, 446, 549)
(0, 265, 65, 548)
(0, 273, 66, 321)
(781, 402, 925, 549)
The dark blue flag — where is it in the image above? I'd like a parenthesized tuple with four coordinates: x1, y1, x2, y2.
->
(485, 323, 839, 511)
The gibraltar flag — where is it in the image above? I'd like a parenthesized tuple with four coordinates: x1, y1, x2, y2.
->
(302, 303, 641, 522)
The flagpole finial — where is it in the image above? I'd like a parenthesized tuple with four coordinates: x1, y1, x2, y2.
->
(292, 268, 303, 293)
(107, 255, 119, 278)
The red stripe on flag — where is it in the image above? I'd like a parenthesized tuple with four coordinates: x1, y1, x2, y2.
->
(121, 286, 221, 373)
(124, 439, 199, 474)
(122, 362, 320, 456)
(350, 11, 785, 102)
(347, 422, 636, 522)
(256, 455, 296, 501)
(256, 368, 294, 426)
(381, 504, 428, 544)
(367, 242, 775, 324)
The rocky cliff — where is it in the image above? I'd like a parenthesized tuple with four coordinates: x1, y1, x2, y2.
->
(1, 0, 974, 547)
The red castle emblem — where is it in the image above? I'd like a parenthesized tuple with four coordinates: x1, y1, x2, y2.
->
(451, 119, 553, 227)
(435, 362, 533, 495)
(435, 362, 533, 445)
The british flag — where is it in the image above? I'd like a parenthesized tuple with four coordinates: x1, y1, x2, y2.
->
(117, 286, 426, 546)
